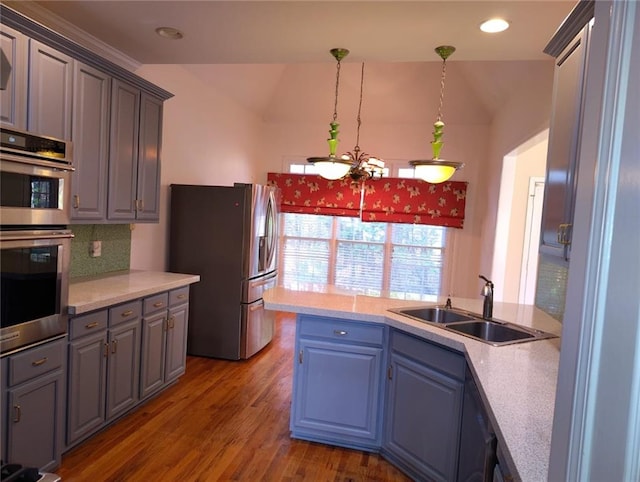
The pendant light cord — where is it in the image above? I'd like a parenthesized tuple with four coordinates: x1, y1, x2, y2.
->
(354, 62, 365, 151)
(333, 57, 343, 122)
(437, 57, 447, 122)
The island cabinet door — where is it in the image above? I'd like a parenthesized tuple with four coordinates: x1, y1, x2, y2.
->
(291, 338, 384, 450)
(384, 351, 464, 482)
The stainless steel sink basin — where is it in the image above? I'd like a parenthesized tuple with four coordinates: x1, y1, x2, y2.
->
(389, 305, 558, 346)
(391, 306, 475, 324)
(444, 320, 539, 346)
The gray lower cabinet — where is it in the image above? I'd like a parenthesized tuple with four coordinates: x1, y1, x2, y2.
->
(66, 300, 141, 448)
(70, 61, 110, 221)
(140, 287, 189, 399)
(291, 315, 385, 450)
(2, 337, 65, 472)
(383, 329, 466, 482)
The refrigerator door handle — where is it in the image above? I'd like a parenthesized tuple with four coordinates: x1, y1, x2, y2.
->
(249, 300, 264, 312)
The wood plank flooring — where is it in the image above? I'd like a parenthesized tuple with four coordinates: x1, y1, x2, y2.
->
(58, 312, 411, 481)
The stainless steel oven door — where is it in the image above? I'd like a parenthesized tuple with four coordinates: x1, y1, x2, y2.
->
(0, 153, 73, 226)
(0, 229, 73, 355)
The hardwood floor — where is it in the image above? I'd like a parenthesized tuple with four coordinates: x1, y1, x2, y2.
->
(58, 313, 411, 481)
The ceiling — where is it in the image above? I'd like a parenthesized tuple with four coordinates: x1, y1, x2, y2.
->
(26, 0, 575, 64)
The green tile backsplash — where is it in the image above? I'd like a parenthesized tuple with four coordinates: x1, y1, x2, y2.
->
(70, 224, 131, 278)
(535, 253, 568, 321)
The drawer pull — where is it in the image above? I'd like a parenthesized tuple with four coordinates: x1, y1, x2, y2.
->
(121, 310, 134, 317)
(85, 321, 99, 329)
(13, 405, 21, 423)
(177, 294, 187, 299)
(153, 302, 165, 308)
(333, 330, 348, 336)
(31, 357, 48, 367)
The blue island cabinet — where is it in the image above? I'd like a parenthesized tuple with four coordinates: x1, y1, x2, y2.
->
(291, 314, 386, 451)
(383, 329, 466, 482)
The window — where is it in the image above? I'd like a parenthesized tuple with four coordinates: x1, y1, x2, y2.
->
(276, 162, 447, 300)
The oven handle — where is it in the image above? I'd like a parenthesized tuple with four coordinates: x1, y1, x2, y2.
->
(0, 230, 74, 242)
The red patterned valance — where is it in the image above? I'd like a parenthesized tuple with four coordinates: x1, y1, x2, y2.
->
(267, 172, 362, 217)
(267, 173, 467, 228)
(361, 178, 467, 228)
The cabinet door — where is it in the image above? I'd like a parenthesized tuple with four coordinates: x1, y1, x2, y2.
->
(0, 24, 27, 129)
(27, 39, 73, 140)
(71, 62, 110, 222)
(136, 93, 163, 221)
(384, 352, 463, 482)
(67, 331, 108, 445)
(165, 303, 188, 382)
(292, 338, 383, 446)
(106, 319, 140, 420)
(7, 370, 64, 472)
(540, 24, 591, 260)
(140, 311, 167, 399)
(108, 78, 140, 221)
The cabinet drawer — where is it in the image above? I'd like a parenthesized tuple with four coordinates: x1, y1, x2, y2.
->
(109, 300, 141, 326)
(298, 315, 384, 346)
(8, 339, 64, 386)
(69, 310, 108, 340)
(169, 287, 189, 307)
(144, 292, 168, 314)
(391, 330, 465, 380)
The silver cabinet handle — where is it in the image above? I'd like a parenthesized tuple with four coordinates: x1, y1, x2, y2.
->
(333, 330, 348, 336)
(298, 350, 303, 364)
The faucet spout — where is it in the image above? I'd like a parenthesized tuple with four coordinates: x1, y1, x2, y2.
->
(479, 275, 494, 320)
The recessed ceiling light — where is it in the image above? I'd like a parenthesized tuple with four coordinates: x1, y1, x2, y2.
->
(155, 27, 184, 40)
(480, 18, 510, 33)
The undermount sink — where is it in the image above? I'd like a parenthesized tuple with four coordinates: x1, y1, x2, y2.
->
(392, 306, 475, 324)
(389, 305, 558, 346)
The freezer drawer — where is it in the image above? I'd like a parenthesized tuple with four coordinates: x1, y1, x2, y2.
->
(241, 299, 274, 359)
(242, 271, 277, 304)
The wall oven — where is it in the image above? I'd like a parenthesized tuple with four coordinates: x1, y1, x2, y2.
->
(1, 127, 73, 226)
(0, 127, 73, 355)
(0, 229, 72, 354)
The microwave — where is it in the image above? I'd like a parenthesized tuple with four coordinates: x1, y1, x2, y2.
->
(0, 127, 73, 226)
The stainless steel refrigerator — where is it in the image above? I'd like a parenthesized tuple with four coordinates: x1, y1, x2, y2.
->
(169, 183, 278, 360)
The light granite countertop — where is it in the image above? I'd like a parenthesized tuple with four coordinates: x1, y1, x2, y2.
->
(68, 270, 201, 315)
(264, 286, 562, 482)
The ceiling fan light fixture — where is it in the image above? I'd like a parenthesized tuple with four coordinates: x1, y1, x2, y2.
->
(480, 18, 510, 33)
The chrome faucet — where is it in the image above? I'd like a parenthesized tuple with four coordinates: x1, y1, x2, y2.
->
(479, 275, 494, 319)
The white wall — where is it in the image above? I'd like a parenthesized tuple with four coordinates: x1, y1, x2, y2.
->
(129, 65, 266, 271)
(128, 60, 555, 301)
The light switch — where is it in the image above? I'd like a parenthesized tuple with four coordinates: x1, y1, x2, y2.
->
(90, 240, 102, 257)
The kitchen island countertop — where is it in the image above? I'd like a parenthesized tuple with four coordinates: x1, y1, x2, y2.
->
(264, 286, 562, 482)
(68, 270, 200, 315)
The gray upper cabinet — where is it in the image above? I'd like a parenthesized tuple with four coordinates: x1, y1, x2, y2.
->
(107, 80, 163, 222)
(0, 24, 27, 129)
(540, 13, 593, 261)
(71, 62, 110, 221)
(136, 93, 163, 221)
(28, 39, 73, 140)
(108, 78, 141, 221)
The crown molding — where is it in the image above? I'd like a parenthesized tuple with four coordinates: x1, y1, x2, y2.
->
(4, 0, 141, 72)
